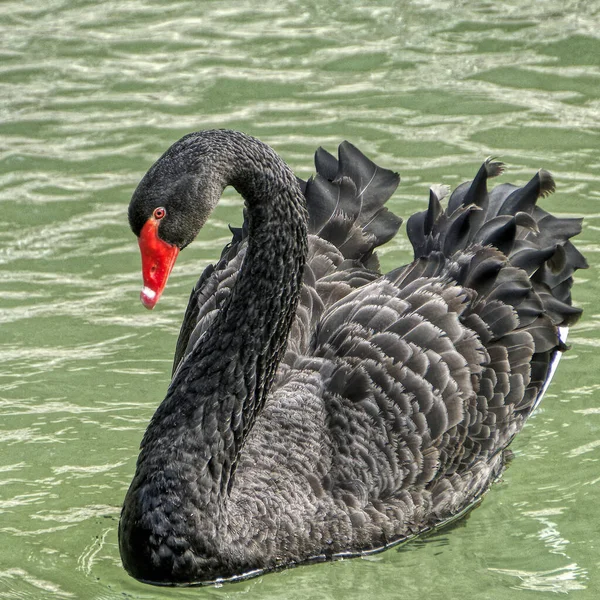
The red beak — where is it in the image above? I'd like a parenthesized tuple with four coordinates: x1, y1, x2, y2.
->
(138, 218, 179, 309)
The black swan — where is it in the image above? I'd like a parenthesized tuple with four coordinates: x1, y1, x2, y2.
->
(120, 129, 586, 586)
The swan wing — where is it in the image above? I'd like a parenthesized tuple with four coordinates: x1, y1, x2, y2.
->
(172, 235, 246, 376)
(276, 160, 586, 512)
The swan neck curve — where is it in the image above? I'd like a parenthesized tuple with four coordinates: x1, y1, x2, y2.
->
(178, 131, 310, 490)
(121, 131, 308, 575)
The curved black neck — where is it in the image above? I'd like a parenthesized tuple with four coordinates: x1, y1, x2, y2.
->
(136, 131, 308, 516)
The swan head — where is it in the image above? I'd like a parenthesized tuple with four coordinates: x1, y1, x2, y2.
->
(128, 133, 226, 309)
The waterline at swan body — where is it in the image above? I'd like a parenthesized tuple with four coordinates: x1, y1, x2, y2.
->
(120, 129, 586, 585)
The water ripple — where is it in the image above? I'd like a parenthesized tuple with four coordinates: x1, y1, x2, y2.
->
(0, 1, 598, 599)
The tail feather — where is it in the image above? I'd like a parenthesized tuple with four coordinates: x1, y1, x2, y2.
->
(301, 142, 403, 264)
(405, 160, 586, 430)
(447, 158, 504, 214)
(407, 163, 587, 329)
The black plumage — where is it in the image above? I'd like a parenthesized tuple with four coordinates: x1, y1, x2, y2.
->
(119, 130, 586, 586)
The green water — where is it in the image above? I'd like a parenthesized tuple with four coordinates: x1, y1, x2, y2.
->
(1, 1, 599, 598)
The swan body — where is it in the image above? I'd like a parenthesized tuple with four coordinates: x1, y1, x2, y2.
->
(120, 130, 586, 585)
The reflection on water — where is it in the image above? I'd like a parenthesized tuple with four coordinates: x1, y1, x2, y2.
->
(0, 0, 599, 598)
(490, 507, 590, 593)
(489, 564, 587, 594)
(0, 568, 76, 599)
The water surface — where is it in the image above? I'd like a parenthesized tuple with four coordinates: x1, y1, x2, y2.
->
(1, 1, 599, 598)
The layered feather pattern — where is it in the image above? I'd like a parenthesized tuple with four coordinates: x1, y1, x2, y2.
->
(162, 139, 586, 579)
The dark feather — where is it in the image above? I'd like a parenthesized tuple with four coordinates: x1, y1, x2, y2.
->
(123, 132, 587, 585)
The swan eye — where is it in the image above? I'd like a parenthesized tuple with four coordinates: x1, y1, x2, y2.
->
(153, 207, 166, 220)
